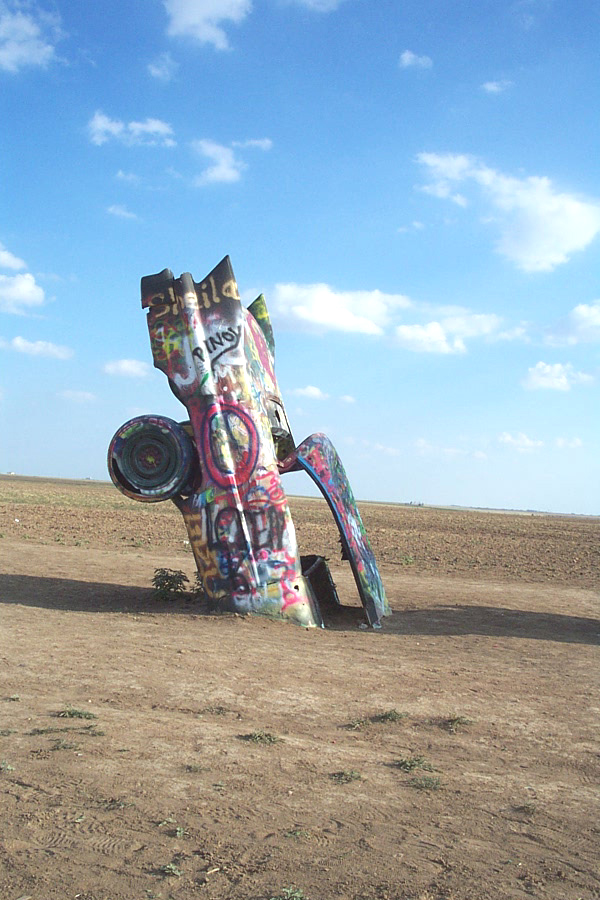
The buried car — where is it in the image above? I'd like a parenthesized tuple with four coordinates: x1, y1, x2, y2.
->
(108, 256, 388, 628)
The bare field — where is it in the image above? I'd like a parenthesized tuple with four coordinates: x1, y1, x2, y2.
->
(1, 475, 599, 900)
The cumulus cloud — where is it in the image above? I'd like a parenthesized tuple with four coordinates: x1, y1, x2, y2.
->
(147, 51, 177, 81)
(522, 361, 594, 391)
(192, 139, 246, 185)
(395, 311, 502, 354)
(555, 437, 582, 449)
(163, 0, 251, 50)
(59, 389, 96, 403)
(103, 359, 151, 378)
(415, 437, 486, 460)
(0, 3, 61, 73)
(396, 321, 464, 354)
(271, 283, 411, 335)
(499, 432, 543, 452)
(290, 385, 329, 399)
(0, 272, 45, 314)
(547, 300, 600, 346)
(0, 336, 72, 359)
(417, 152, 600, 271)
(399, 50, 432, 69)
(481, 79, 513, 94)
(88, 111, 176, 147)
(192, 137, 271, 185)
(340, 394, 355, 404)
(0, 241, 26, 270)
(107, 204, 139, 220)
(289, 0, 349, 9)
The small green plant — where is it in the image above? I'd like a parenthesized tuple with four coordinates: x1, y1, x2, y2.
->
(347, 716, 370, 731)
(1, 759, 15, 772)
(4, 695, 20, 702)
(51, 739, 79, 751)
(0, 729, 15, 736)
(152, 568, 189, 600)
(285, 829, 312, 840)
(399, 555, 415, 565)
(199, 704, 228, 716)
(242, 730, 281, 744)
(442, 715, 473, 733)
(185, 763, 204, 773)
(270, 888, 308, 900)
(409, 775, 442, 791)
(372, 709, 408, 724)
(158, 862, 183, 877)
(56, 706, 97, 719)
(330, 770, 361, 784)
(395, 755, 435, 772)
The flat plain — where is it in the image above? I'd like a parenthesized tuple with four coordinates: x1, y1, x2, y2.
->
(1, 475, 599, 900)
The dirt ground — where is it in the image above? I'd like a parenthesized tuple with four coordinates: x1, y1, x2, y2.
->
(0, 475, 599, 900)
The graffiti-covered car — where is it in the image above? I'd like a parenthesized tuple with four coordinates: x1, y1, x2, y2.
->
(108, 256, 389, 628)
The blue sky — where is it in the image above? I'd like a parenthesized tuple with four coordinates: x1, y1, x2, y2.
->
(1, 0, 599, 514)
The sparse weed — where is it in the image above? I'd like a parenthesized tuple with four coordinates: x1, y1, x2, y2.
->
(4, 695, 20, 702)
(56, 706, 97, 720)
(442, 715, 474, 733)
(0, 729, 15, 736)
(372, 709, 408, 724)
(347, 716, 370, 731)
(330, 770, 361, 784)
(285, 829, 312, 840)
(157, 862, 183, 877)
(270, 888, 308, 900)
(395, 755, 435, 772)
(152, 568, 189, 600)
(242, 730, 281, 744)
(1, 759, 15, 772)
(199, 704, 228, 716)
(399, 555, 415, 565)
(51, 739, 79, 751)
(185, 763, 204, 773)
(409, 775, 442, 791)
(346, 708, 408, 730)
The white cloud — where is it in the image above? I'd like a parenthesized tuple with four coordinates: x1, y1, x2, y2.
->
(547, 300, 600, 346)
(0, 241, 26, 270)
(147, 51, 177, 81)
(399, 50, 432, 69)
(0, 4, 60, 74)
(522, 361, 594, 391)
(271, 282, 411, 335)
(59, 389, 96, 403)
(107, 204, 139, 220)
(499, 432, 544, 452)
(481, 79, 513, 94)
(103, 359, 152, 378)
(192, 137, 271, 185)
(0, 272, 45, 314)
(88, 111, 176, 147)
(417, 152, 600, 271)
(1, 336, 73, 359)
(396, 321, 465, 354)
(116, 170, 141, 184)
(340, 394, 355, 404)
(163, 0, 251, 50)
(232, 137, 273, 151)
(555, 437, 582, 449)
(287, 0, 348, 9)
(192, 139, 245, 185)
(415, 437, 486, 460)
(290, 384, 329, 399)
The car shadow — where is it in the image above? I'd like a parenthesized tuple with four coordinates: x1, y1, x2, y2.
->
(1, 573, 599, 645)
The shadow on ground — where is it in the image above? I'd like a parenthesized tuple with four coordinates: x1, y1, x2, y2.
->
(1, 573, 599, 644)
